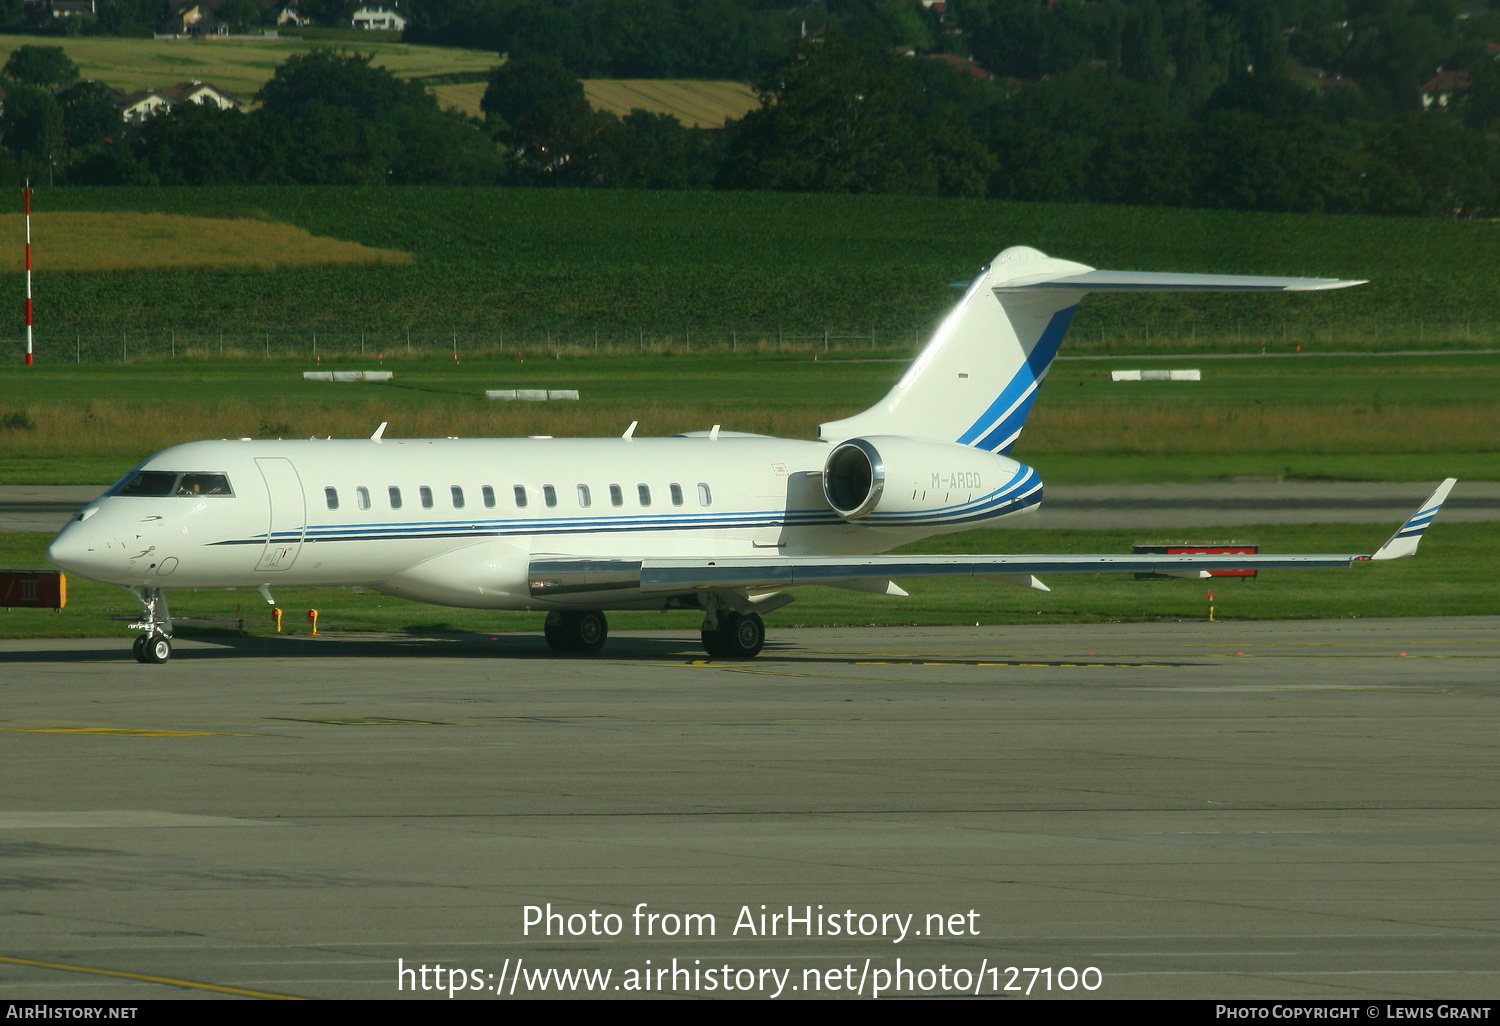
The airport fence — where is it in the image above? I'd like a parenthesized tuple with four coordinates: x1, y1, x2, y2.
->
(9, 318, 1500, 365)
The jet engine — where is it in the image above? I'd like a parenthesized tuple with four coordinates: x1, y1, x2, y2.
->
(821, 435, 1037, 524)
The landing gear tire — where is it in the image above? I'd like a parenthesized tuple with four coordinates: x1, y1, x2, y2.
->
(701, 611, 764, 660)
(136, 636, 172, 664)
(128, 587, 174, 665)
(543, 610, 608, 654)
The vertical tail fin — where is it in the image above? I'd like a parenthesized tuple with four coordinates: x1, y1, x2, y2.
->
(817, 246, 1365, 453)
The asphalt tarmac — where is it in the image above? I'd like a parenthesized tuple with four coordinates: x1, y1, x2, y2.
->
(1, 618, 1496, 1001)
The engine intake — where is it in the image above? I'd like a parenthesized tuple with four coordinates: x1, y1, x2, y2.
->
(821, 435, 1036, 526)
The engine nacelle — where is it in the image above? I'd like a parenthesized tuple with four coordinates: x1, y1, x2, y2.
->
(821, 435, 1041, 527)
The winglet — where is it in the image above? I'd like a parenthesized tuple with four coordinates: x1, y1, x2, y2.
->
(1371, 479, 1457, 561)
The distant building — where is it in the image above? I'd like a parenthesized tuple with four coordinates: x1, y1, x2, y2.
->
(118, 80, 239, 123)
(161, 0, 226, 36)
(19, 0, 97, 19)
(119, 89, 171, 123)
(346, 3, 406, 31)
(924, 52, 992, 81)
(49, 0, 97, 18)
(269, 0, 309, 27)
(1421, 69, 1472, 109)
(162, 80, 239, 109)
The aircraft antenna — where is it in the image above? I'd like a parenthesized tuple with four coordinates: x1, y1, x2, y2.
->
(622, 421, 637, 440)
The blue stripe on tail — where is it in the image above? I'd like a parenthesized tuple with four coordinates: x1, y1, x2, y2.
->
(956, 306, 1077, 454)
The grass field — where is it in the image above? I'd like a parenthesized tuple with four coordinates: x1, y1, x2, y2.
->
(0, 212, 412, 273)
(0, 32, 498, 97)
(0, 353, 1494, 485)
(13, 188, 1500, 351)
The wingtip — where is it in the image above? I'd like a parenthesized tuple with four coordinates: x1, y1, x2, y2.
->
(1372, 479, 1457, 561)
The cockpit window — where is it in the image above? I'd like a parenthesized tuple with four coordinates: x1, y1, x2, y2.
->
(117, 472, 233, 497)
(177, 473, 232, 496)
(117, 472, 176, 496)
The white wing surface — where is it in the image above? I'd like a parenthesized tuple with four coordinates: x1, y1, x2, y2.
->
(529, 480, 1456, 600)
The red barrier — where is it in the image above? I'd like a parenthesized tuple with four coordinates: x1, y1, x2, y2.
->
(0, 570, 66, 608)
(1132, 544, 1259, 579)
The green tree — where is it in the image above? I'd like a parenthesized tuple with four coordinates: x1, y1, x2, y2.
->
(480, 55, 584, 133)
(719, 36, 991, 196)
(251, 49, 503, 185)
(256, 49, 431, 122)
(2, 45, 79, 88)
(57, 79, 119, 149)
(586, 109, 720, 189)
(133, 102, 253, 185)
(0, 83, 63, 175)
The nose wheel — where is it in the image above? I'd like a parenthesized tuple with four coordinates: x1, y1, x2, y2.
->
(128, 586, 174, 664)
(132, 634, 173, 664)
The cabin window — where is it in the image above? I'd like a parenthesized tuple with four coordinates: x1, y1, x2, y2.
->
(451, 486, 465, 509)
(637, 484, 651, 507)
(543, 485, 557, 508)
(325, 487, 339, 511)
(388, 486, 402, 510)
(420, 486, 433, 510)
(482, 485, 495, 509)
(513, 485, 528, 508)
(609, 484, 623, 507)
(670, 483, 684, 506)
(577, 484, 591, 507)
(356, 486, 370, 510)
(698, 483, 712, 506)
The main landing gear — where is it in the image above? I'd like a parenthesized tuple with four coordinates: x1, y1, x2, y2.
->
(700, 610, 764, 660)
(539, 606, 766, 659)
(544, 610, 608, 654)
(128, 586, 174, 664)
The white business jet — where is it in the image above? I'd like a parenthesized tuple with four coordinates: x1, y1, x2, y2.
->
(47, 246, 1456, 664)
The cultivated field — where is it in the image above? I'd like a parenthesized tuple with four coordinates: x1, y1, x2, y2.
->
(0, 32, 498, 97)
(434, 78, 758, 127)
(14, 188, 1500, 351)
(582, 79, 757, 127)
(0, 212, 412, 273)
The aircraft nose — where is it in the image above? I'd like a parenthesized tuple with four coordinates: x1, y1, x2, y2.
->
(47, 516, 128, 583)
(46, 522, 90, 574)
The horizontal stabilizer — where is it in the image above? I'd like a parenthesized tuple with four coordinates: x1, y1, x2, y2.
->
(992, 269, 1367, 293)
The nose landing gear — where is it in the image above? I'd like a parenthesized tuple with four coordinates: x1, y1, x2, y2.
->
(128, 586, 174, 663)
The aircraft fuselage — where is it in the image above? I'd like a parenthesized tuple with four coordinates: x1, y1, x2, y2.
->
(48, 436, 1041, 611)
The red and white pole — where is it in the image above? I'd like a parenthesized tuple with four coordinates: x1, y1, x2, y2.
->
(23, 182, 33, 366)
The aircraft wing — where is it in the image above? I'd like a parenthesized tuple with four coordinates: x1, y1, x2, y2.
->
(529, 480, 1456, 599)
